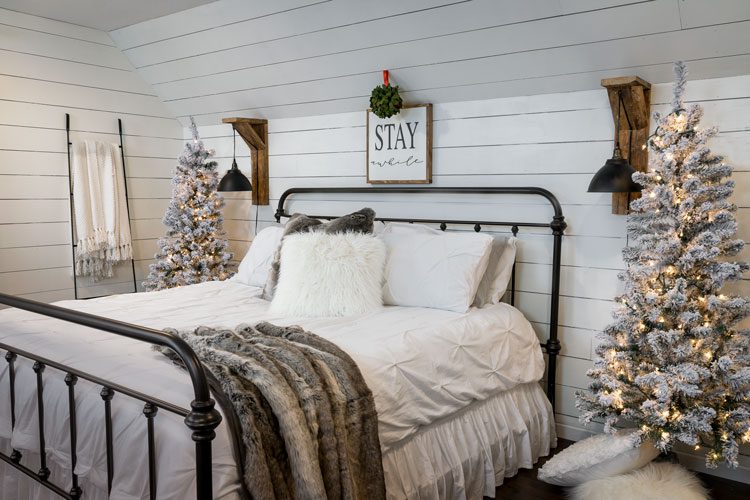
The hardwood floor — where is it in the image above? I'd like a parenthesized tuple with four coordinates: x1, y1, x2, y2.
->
(490, 439, 749, 499)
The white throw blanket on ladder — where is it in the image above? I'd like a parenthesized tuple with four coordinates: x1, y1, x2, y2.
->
(72, 140, 133, 280)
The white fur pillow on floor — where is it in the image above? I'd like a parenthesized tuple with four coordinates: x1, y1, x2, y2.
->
(537, 430, 659, 486)
(269, 232, 386, 317)
(571, 462, 708, 500)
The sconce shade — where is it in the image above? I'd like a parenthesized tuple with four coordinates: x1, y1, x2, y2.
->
(587, 156, 642, 193)
(218, 159, 252, 192)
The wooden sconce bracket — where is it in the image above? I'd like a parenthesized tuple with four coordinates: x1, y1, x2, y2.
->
(222, 117, 269, 205)
(601, 76, 651, 215)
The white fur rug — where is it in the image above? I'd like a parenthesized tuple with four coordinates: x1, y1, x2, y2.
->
(571, 462, 709, 500)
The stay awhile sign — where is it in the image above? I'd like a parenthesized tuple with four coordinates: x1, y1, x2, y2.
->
(367, 103, 432, 184)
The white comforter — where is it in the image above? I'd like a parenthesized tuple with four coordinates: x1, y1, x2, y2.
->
(0, 280, 544, 499)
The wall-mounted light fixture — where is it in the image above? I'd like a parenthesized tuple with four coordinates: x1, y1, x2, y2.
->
(590, 76, 651, 214)
(221, 117, 269, 205)
(588, 89, 642, 194)
(218, 128, 253, 192)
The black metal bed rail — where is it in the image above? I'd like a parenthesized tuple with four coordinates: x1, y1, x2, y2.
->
(0, 293, 222, 500)
(274, 186, 566, 411)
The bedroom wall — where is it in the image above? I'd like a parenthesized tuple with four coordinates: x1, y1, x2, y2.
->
(189, 72, 750, 480)
(0, 8, 182, 300)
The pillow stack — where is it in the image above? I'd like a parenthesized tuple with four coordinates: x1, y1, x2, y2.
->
(234, 212, 519, 317)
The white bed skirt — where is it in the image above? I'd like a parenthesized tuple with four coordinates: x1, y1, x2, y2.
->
(1, 382, 554, 500)
(382, 381, 556, 500)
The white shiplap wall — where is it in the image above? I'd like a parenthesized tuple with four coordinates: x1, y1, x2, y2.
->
(195, 73, 750, 480)
(110, 0, 750, 125)
(0, 8, 181, 300)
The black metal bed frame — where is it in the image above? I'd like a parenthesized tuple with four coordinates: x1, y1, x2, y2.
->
(0, 186, 565, 500)
(275, 187, 567, 406)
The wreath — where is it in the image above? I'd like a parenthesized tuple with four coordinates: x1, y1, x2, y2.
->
(370, 70, 403, 119)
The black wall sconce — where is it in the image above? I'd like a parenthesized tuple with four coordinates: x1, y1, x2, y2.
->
(588, 89, 642, 194)
(218, 128, 252, 192)
(590, 76, 651, 214)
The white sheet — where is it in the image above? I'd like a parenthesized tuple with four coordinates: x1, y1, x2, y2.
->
(0, 280, 545, 499)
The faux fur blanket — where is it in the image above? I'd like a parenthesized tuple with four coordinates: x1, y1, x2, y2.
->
(157, 321, 385, 500)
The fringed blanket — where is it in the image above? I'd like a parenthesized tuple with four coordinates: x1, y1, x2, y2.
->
(157, 322, 385, 500)
(71, 140, 132, 280)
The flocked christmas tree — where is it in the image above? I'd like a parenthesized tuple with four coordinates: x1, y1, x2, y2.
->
(577, 62, 750, 468)
(143, 118, 232, 291)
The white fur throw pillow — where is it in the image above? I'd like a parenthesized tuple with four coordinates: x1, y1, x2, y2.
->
(537, 430, 659, 486)
(269, 232, 386, 317)
(571, 462, 708, 500)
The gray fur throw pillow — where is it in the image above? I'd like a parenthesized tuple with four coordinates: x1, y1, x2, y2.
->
(262, 208, 376, 300)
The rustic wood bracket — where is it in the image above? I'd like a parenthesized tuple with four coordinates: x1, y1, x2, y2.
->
(601, 76, 651, 215)
(222, 117, 269, 205)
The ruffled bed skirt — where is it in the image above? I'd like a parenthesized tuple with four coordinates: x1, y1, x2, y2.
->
(382, 381, 556, 500)
(1, 382, 554, 500)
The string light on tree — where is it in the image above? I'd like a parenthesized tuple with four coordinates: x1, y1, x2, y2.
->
(576, 62, 750, 469)
(143, 118, 232, 290)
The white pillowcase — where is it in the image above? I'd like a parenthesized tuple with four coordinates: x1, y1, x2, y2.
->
(380, 222, 517, 307)
(269, 232, 386, 317)
(473, 236, 517, 306)
(537, 430, 660, 487)
(232, 226, 283, 287)
(380, 230, 493, 313)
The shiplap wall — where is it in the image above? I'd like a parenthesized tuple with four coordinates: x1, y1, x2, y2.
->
(0, 8, 181, 300)
(192, 73, 750, 480)
(110, 0, 750, 126)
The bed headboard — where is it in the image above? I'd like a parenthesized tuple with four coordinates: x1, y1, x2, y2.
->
(275, 186, 566, 410)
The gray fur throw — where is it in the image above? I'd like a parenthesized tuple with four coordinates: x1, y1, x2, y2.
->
(156, 321, 385, 500)
(263, 208, 376, 300)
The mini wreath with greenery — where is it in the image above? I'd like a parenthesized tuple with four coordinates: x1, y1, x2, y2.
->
(370, 71, 403, 118)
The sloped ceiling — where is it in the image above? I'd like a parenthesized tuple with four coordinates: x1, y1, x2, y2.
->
(0, 0, 218, 31)
(108, 0, 750, 126)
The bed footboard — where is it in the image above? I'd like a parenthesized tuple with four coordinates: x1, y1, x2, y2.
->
(0, 292, 222, 500)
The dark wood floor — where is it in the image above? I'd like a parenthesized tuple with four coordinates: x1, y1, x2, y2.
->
(489, 439, 750, 499)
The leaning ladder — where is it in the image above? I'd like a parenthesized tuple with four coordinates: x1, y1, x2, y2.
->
(65, 113, 138, 299)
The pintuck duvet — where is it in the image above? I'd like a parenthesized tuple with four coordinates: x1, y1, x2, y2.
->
(0, 279, 547, 499)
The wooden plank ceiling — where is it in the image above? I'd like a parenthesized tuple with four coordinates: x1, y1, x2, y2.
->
(109, 0, 750, 126)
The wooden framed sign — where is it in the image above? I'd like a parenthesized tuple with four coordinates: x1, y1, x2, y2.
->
(367, 103, 432, 184)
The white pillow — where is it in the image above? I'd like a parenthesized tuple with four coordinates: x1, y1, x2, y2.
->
(537, 430, 660, 487)
(380, 231, 493, 313)
(474, 236, 517, 306)
(232, 226, 283, 287)
(269, 232, 386, 317)
(380, 222, 516, 307)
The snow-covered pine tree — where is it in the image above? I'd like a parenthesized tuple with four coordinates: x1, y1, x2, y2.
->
(577, 62, 750, 468)
(143, 118, 232, 291)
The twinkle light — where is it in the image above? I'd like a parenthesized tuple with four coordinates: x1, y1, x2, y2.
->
(704, 350, 713, 360)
